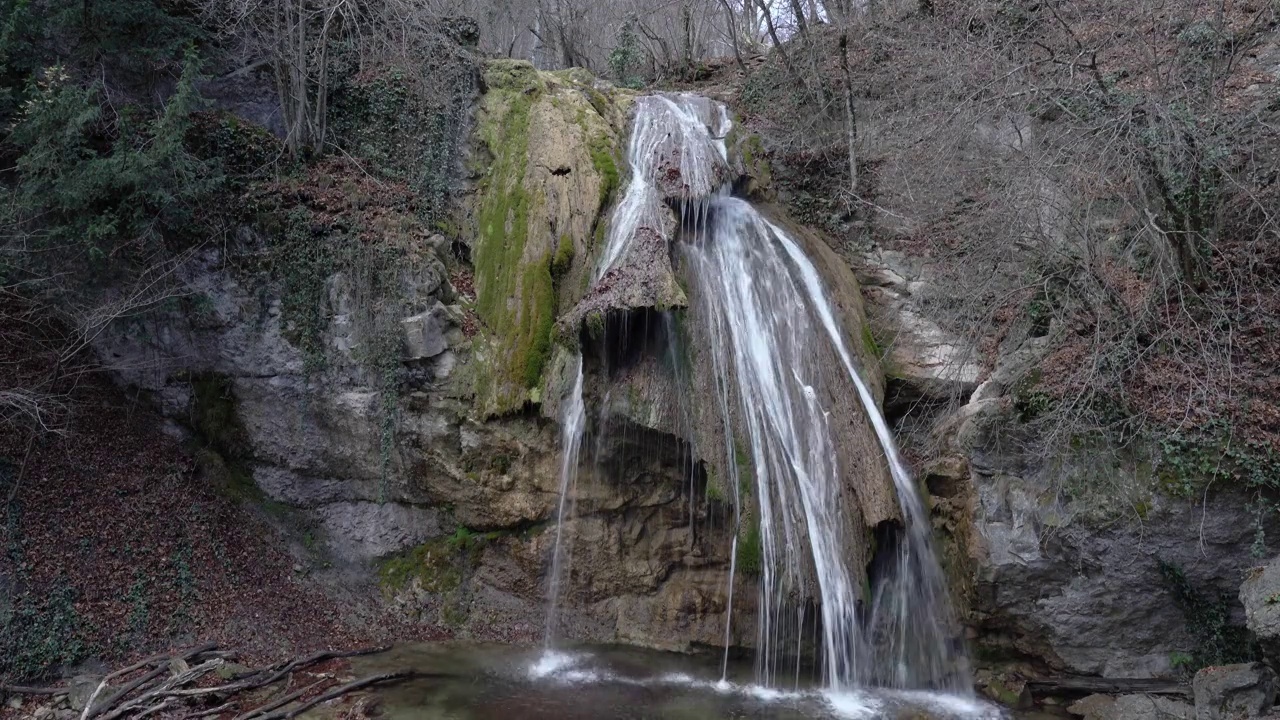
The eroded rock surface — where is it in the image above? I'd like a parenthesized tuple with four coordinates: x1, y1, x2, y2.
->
(1193, 663, 1278, 720)
(1241, 556, 1280, 661)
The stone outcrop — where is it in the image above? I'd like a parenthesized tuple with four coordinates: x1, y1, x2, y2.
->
(90, 61, 756, 652)
(1193, 664, 1278, 720)
(947, 392, 1280, 677)
(1067, 694, 1195, 720)
(1241, 556, 1280, 660)
(556, 225, 687, 346)
(857, 247, 982, 406)
(466, 60, 624, 416)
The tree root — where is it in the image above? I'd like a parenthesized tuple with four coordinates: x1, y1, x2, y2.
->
(3, 643, 420, 720)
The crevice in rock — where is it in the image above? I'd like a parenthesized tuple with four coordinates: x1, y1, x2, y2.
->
(581, 306, 671, 379)
(866, 519, 905, 596)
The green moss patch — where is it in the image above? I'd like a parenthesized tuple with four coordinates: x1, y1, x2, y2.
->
(484, 60, 545, 94)
(378, 527, 503, 594)
(738, 520, 763, 576)
(472, 82, 560, 411)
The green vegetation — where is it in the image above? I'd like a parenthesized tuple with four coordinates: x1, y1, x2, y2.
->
(587, 132, 621, 211)
(1158, 420, 1280, 498)
(190, 373, 248, 458)
(606, 17, 644, 89)
(705, 480, 726, 503)
(0, 581, 90, 681)
(378, 526, 503, 594)
(737, 520, 763, 576)
(2, 462, 90, 680)
(1158, 560, 1255, 670)
(473, 75, 558, 408)
(2, 49, 223, 300)
(734, 440, 755, 497)
(1156, 420, 1280, 553)
(860, 323, 882, 359)
(552, 234, 576, 280)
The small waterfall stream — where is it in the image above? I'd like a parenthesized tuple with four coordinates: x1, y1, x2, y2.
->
(541, 91, 967, 698)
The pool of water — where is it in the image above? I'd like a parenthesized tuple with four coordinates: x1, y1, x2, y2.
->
(320, 643, 1010, 720)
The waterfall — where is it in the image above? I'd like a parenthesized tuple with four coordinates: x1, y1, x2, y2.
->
(541, 90, 966, 695)
(543, 355, 584, 649)
(685, 199, 967, 692)
(541, 94, 731, 649)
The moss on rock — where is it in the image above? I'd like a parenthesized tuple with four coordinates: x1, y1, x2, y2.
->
(472, 71, 557, 411)
(484, 59, 546, 94)
(469, 60, 627, 415)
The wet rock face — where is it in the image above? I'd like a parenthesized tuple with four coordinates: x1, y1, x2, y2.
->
(631, 94, 735, 203)
(557, 226, 687, 347)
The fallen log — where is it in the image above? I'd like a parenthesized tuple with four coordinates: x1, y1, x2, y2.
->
(1026, 676, 1191, 698)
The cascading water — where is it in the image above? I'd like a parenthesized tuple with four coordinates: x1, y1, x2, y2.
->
(541, 94, 732, 650)
(540, 90, 967, 699)
(542, 355, 584, 651)
(686, 199, 966, 693)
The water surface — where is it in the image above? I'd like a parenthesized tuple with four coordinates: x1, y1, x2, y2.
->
(321, 643, 1007, 720)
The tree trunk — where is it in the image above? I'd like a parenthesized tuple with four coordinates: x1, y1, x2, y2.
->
(718, 0, 748, 74)
(839, 33, 858, 194)
(756, 0, 800, 83)
(790, 0, 809, 38)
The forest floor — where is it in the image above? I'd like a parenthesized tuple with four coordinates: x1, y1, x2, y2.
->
(0, 320, 450, 713)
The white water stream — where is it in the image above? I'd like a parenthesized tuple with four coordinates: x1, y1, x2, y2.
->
(541, 92, 966, 698)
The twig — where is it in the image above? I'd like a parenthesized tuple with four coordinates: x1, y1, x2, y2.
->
(246, 647, 390, 692)
(98, 658, 225, 720)
(84, 667, 166, 719)
(0, 685, 61, 695)
(84, 642, 218, 719)
(255, 672, 417, 720)
(236, 678, 329, 720)
(189, 702, 238, 718)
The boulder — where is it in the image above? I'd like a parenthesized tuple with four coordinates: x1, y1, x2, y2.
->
(1067, 694, 1194, 720)
(1193, 663, 1278, 720)
(1240, 557, 1280, 659)
(66, 676, 101, 712)
(401, 302, 455, 361)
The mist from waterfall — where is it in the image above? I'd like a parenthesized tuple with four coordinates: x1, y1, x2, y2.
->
(541, 91, 967, 696)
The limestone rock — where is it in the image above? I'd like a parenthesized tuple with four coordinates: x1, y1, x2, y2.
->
(557, 226, 687, 346)
(66, 676, 101, 712)
(959, 423, 1280, 677)
(314, 502, 444, 561)
(468, 60, 620, 414)
(858, 248, 981, 403)
(633, 94, 734, 202)
(1193, 663, 1278, 720)
(401, 302, 453, 361)
(1068, 694, 1194, 720)
(1240, 557, 1280, 659)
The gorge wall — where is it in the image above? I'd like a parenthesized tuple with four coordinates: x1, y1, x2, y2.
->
(89, 42, 1278, 689)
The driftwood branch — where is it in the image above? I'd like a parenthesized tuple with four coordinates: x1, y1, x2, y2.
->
(4, 643, 408, 720)
(254, 672, 417, 720)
